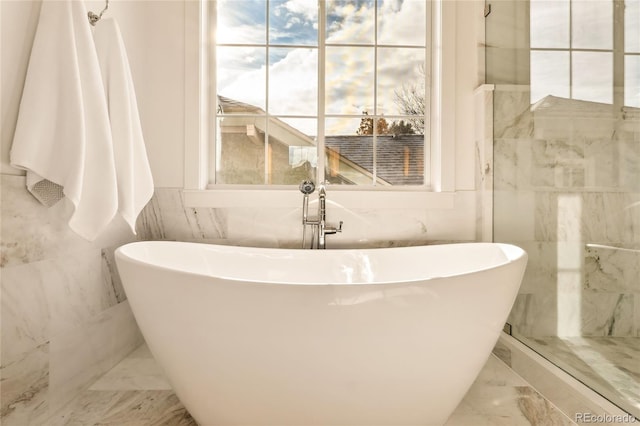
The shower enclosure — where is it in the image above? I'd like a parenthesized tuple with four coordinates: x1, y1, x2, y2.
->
(487, 0, 640, 418)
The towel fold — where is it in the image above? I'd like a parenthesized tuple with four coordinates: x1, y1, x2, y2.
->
(93, 18, 154, 234)
(10, 0, 118, 241)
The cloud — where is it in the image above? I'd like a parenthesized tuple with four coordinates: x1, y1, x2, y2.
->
(218, 0, 428, 135)
(279, 0, 318, 22)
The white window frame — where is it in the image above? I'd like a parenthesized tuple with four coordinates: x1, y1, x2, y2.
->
(183, 0, 459, 209)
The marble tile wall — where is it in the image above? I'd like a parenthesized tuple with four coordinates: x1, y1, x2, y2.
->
(0, 175, 145, 425)
(492, 86, 640, 337)
(138, 187, 482, 249)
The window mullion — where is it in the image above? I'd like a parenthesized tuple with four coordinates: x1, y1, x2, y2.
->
(569, 0, 573, 99)
(424, 0, 432, 187)
(265, 0, 270, 185)
(317, 0, 326, 185)
(209, 0, 218, 185)
(372, 0, 378, 186)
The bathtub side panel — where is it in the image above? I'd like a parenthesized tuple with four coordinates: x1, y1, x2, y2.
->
(116, 251, 526, 426)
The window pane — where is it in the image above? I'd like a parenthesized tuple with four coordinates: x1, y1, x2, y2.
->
(216, 0, 266, 44)
(572, 0, 612, 50)
(215, 116, 267, 184)
(217, 47, 266, 111)
(376, 126, 425, 186)
(378, 117, 424, 186)
(268, 118, 318, 184)
(325, 46, 374, 114)
(377, 0, 426, 46)
(325, 117, 372, 185)
(626, 0, 640, 53)
(530, 51, 570, 104)
(377, 48, 425, 117)
(268, 48, 317, 115)
(625, 55, 640, 108)
(530, 0, 569, 48)
(269, 0, 318, 45)
(324, 116, 424, 186)
(326, 0, 374, 44)
(572, 51, 612, 104)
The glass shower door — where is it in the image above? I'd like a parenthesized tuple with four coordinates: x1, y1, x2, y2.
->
(488, 0, 640, 418)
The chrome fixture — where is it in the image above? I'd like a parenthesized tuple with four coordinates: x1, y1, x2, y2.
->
(88, 0, 109, 25)
(299, 181, 343, 249)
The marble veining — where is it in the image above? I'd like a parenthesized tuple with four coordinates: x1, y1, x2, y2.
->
(137, 188, 227, 242)
(42, 343, 577, 426)
(101, 247, 127, 304)
(585, 244, 640, 294)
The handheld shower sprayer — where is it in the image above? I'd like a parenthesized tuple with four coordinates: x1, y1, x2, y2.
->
(299, 180, 316, 248)
(299, 180, 315, 222)
(299, 180, 315, 195)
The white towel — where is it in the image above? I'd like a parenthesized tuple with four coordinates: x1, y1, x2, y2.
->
(10, 0, 118, 241)
(93, 18, 154, 234)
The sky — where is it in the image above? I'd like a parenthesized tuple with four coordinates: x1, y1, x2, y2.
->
(214, 0, 427, 135)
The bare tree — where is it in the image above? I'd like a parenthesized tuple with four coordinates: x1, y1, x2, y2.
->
(394, 64, 426, 134)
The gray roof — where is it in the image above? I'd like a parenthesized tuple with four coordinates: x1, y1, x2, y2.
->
(325, 135, 425, 185)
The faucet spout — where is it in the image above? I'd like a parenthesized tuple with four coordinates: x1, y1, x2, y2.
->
(317, 183, 341, 249)
(317, 185, 326, 248)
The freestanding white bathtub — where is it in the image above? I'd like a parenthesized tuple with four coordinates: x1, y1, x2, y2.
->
(115, 241, 527, 426)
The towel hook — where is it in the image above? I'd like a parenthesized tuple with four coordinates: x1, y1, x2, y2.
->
(88, 0, 109, 26)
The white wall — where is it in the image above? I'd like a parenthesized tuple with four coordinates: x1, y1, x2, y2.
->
(1, 0, 187, 188)
(455, 1, 484, 190)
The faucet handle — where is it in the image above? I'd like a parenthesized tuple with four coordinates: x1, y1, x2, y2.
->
(324, 221, 343, 235)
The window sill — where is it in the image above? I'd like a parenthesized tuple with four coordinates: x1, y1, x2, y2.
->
(182, 188, 456, 210)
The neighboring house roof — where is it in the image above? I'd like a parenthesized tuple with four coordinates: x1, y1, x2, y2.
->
(531, 95, 640, 115)
(325, 135, 424, 186)
(218, 95, 264, 114)
(218, 96, 315, 148)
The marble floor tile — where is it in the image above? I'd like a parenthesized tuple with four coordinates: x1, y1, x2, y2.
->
(525, 336, 640, 418)
(48, 390, 196, 426)
(48, 343, 580, 426)
(444, 356, 575, 426)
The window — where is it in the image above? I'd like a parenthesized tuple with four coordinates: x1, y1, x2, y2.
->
(209, 0, 430, 187)
(529, 0, 640, 108)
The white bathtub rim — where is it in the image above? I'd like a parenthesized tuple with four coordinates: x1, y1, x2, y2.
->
(115, 241, 527, 287)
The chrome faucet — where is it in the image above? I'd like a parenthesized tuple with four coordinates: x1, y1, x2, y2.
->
(299, 181, 343, 249)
